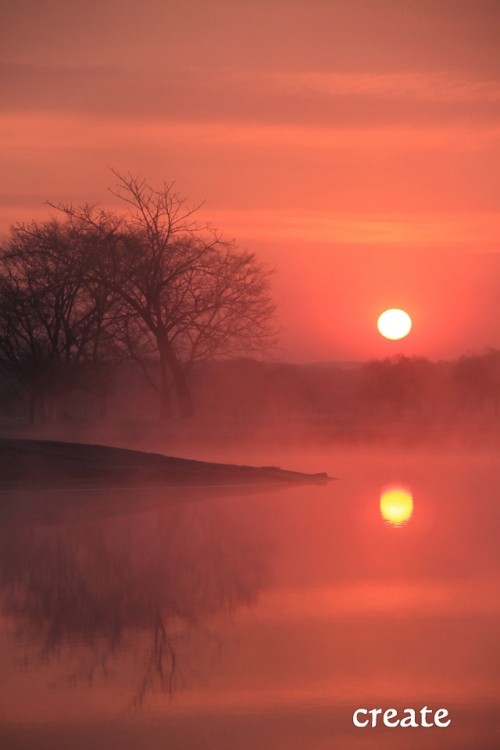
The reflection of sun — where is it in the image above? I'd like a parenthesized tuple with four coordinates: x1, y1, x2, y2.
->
(380, 486, 414, 526)
(377, 308, 412, 340)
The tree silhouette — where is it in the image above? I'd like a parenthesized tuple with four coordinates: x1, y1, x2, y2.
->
(452, 349, 500, 414)
(0, 172, 276, 422)
(56, 172, 277, 418)
(0, 220, 121, 423)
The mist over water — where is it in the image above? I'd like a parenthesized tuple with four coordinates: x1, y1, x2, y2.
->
(4, 351, 500, 460)
(0, 431, 499, 749)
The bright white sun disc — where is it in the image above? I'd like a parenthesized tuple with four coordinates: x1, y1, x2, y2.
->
(377, 308, 412, 340)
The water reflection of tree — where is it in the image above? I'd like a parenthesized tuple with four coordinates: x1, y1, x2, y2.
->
(0, 498, 267, 703)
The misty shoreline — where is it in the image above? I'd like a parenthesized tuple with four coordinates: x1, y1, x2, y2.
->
(0, 438, 330, 492)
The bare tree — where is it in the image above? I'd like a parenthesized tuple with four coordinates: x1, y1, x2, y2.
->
(0, 220, 121, 423)
(59, 172, 276, 418)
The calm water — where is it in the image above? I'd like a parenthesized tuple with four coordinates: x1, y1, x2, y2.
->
(0, 447, 499, 749)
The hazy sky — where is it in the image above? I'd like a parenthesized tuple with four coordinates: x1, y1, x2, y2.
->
(2, 0, 500, 360)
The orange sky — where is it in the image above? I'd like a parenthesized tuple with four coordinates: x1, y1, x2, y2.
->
(1, 0, 500, 360)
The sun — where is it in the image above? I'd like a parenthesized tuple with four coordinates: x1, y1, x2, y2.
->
(380, 486, 414, 527)
(377, 308, 412, 340)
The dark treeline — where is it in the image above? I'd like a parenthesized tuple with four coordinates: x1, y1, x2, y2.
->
(0, 172, 275, 424)
(1, 349, 500, 435)
(191, 351, 500, 425)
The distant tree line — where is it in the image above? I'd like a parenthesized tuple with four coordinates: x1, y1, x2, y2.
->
(0, 173, 276, 423)
(189, 351, 500, 430)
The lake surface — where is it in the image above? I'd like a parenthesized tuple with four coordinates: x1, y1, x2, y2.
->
(0, 446, 499, 749)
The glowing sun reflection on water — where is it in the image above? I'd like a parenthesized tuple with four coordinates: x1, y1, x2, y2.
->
(380, 485, 414, 527)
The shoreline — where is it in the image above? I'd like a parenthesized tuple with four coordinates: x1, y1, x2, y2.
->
(0, 437, 331, 492)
